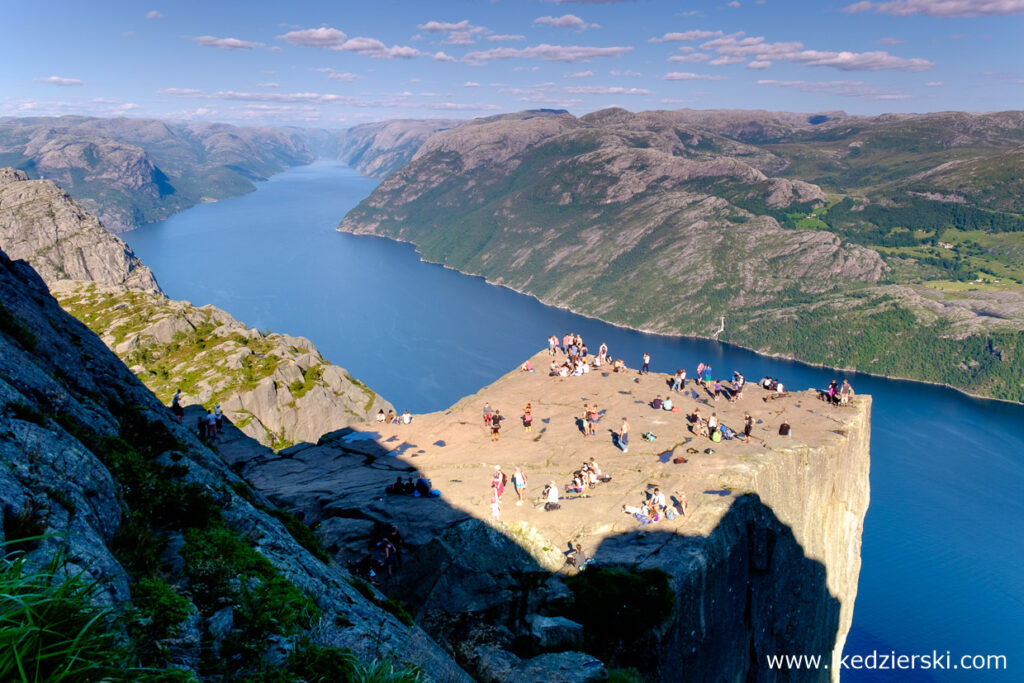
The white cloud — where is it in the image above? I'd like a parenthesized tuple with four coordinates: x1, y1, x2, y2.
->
(924, 80, 944, 86)
(35, 76, 83, 86)
(146, 10, 164, 20)
(534, 14, 594, 30)
(844, 0, 1024, 16)
(564, 85, 652, 94)
(257, 82, 281, 88)
(194, 36, 263, 50)
(609, 69, 642, 76)
(700, 32, 933, 71)
(663, 72, 728, 80)
(434, 51, 457, 62)
(278, 27, 348, 48)
(757, 79, 912, 99)
(417, 19, 488, 45)
(669, 53, 711, 63)
(747, 60, 772, 69)
(336, 37, 421, 59)
(464, 43, 632, 63)
(488, 34, 525, 42)
(313, 68, 359, 82)
(464, 81, 480, 87)
(565, 70, 595, 78)
(649, 30, 723, 42)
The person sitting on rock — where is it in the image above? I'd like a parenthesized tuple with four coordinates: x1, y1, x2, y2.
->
(401, 410, 412, 425)
(779, 420, 792, 437)
(415, 473, 432, 497)
(544, 481, 560, 510)
(566, 542, 590, 570)
(652, 395, 663, 410)
(376, 409, 386, 423)
(662, 396, 673, 411)
(385, 476, 404, 495)
(385, 409, 396, 424)
(612, 358, 625, 373)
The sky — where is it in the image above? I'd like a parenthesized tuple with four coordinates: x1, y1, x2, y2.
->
(2, 0, 1023, 128)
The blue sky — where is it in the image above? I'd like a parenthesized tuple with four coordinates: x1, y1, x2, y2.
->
(2, 0, 1022, 127)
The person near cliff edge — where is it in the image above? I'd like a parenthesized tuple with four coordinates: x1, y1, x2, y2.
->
(619, 417, 630, 453)
(512, 465, 527, 505)
(641, 352, 651, 375)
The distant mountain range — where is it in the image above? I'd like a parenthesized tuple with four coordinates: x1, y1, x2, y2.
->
(339, 108, 1024, 402)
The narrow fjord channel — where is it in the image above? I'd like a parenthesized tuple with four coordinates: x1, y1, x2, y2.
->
(125, 159, 1023, 681)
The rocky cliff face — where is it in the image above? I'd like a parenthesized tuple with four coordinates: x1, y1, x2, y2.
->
(0, 247, 468, 680)
(335, 119, 462, 178)
(54, 281, 391, 451)
(222, 351, 871, 681)
(0, 167, 158, 291)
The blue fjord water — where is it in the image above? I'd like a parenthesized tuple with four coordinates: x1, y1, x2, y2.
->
(125, 160, 1023, 680)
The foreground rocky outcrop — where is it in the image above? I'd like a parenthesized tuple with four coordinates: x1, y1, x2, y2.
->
(223, 351, 871, 681)
(0, 247, 468, 680)
(54, 281, 391, 450)
(0, 167, 158, 291)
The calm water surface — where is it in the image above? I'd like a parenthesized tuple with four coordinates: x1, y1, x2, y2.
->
(126, 160, 1023, 681)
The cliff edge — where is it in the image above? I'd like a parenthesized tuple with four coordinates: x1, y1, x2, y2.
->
(224, 351, 871, 681)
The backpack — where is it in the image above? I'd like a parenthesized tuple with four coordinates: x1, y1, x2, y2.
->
(501, 472, 508, 487)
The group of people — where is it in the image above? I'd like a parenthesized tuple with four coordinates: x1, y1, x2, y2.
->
(622, 487, 687, 525)
(384, 472, 436, 498)
(350, 523, 405, 584)
(490, 465, 529, 517)
(820, 378, 855, 406)
(377, 409, 413, 425)
(168, 389, 224, 440)
(564, 458, 611, 494)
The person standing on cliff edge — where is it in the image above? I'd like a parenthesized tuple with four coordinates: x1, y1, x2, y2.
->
(641, 352, 651, 375)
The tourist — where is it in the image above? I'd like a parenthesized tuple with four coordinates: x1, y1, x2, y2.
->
(730, 378, 742, 402)
(619, 417, 630, 453)
(376, 409, 386, 424)
(171, 389, 184, 422)
(599, 342, 608, 361)
(385, 409, 396, 424)
(490, 410, 502, 441)
(415, 472, 432, 497)
(581, 404, 591, 437)
(743, 412, 753, 443)
(713, 380, 722, 401)
(197, 412, 207, 439)
(521, 360, 533, 373)
(641, 352, 651, 375)
(703, 365, 713, 390)
(707, 412, 719, 438)
(652, 395, 663, 410)
(483, 402, 493, 425)
(779, 420, 792, 437)
(840, 379, 854, 405)
(651, 487, 667, 513)
(672, 369, 685, 392)
(401, 410, 412, 424)
(663, 395, 673, 412)
(549, 335, 558, 356)
(587, 404, 599, 437)
(512, 466, 527, 505)
(523, 403, 533, 432)
(491, 465, 506, 501)
(613, 358, 625, 373)
(567, 542, 589, 570)
(214, 403, 223, 431)
(544, 481, 560, 510)
(206, 410, 217, 439)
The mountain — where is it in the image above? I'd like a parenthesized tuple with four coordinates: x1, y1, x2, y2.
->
(339, 108, 1024, 402)
(0, 246, 468, 680)
(54, 281, 391, 450)
(335, 118, 462, 178)
(0, 167, 158, 291)
(0, 116, 319, 231)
